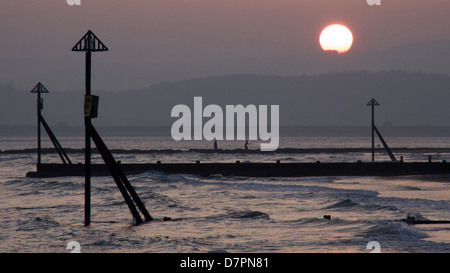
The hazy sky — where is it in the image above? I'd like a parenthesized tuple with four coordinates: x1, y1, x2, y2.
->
(1, 0, 450, 92)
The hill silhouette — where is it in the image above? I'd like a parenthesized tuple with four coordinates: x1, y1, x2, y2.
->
(2, 71, 450, 131)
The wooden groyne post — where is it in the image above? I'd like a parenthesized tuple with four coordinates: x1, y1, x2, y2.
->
(30, 82, 48, 166)
(367, 98, 379, 162)
(72, 30, 152, 226)
(72, 30, 108, 226)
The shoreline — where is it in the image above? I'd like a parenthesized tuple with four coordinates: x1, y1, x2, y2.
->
(4, 147, 450, 155)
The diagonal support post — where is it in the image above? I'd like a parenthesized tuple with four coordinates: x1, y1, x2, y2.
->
(40, 115, 72, 164)
(373, 125, 397, 162)
(89, 124, 153, 224)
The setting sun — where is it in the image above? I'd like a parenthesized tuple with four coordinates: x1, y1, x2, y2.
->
(319, 24, 353, 54)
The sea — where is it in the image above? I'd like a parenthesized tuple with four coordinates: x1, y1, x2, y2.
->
(1, 135, 450, 254)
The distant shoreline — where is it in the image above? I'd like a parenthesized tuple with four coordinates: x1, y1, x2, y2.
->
(2, 125, 450, 137)
(2, 147, 450, 155)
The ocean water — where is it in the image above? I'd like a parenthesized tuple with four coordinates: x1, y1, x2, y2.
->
(1, 136, 450, 253)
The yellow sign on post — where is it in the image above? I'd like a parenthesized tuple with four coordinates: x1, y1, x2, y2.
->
(84, 95, 99, 118)
(84, 95, 92, 118)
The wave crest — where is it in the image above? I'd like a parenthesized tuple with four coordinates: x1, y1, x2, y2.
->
(17, 216, 60, 231)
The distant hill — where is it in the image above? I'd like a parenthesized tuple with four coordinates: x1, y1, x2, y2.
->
(2, 70, 450, 130)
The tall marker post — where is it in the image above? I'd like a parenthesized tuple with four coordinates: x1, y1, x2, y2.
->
(31, 82, 49, 167)
(30, 83, 72, 167)
(72, 30, 108, 226)
(367, 98, 379, 162)
(72, 30, 152, 225)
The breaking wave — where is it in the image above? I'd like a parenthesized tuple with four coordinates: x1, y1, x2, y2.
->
(17, 216, 60, 231)
(209, 210, 270, 220)
(323, 199, 359, 209)
(360, 221, 428, 239)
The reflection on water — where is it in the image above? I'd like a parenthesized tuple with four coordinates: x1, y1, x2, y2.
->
(1, 136, 450, 253)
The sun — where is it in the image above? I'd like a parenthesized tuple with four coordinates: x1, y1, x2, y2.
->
(319, 24, 353, 54)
